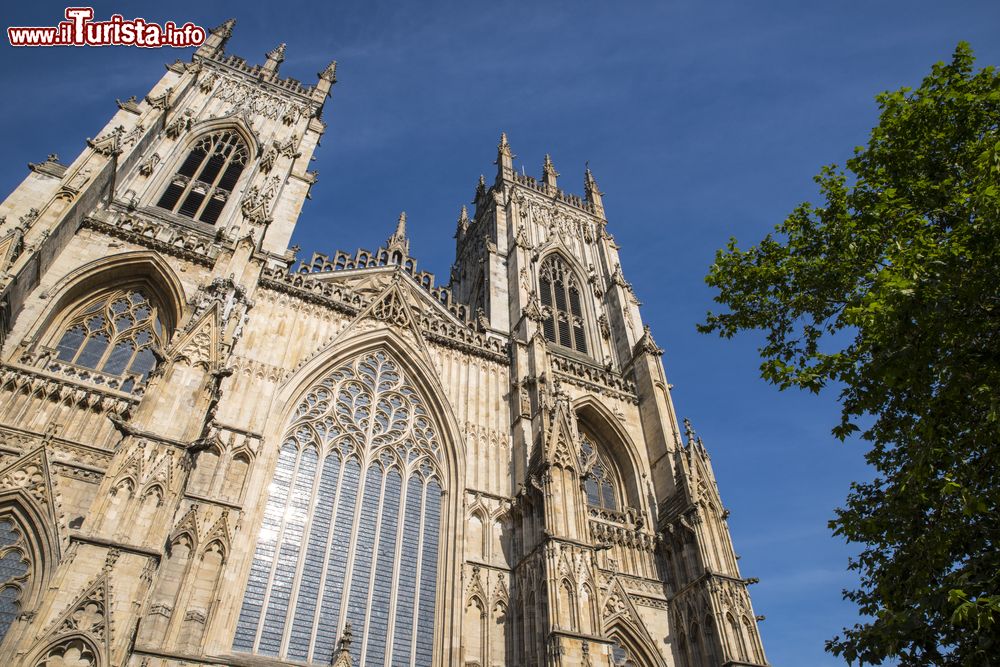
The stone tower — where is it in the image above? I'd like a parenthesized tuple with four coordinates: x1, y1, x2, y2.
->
(0, 22, 768, 667)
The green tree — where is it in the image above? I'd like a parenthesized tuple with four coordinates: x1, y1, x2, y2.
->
(699, 43, 1000, 665)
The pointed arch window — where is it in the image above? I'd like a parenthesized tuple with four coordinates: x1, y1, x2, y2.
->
(51, 288, 166, 392)
(233, 350, 444, 666)
(538, 255, 588, 353)
(157, 130, 248, 224)
(580, 435, 620, 512)
(0, 517, 29, 643)
(610, 638, 636, 666)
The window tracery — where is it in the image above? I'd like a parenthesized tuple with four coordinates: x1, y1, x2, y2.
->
(233, 350, 443, 666)
(157, 130, 248, 225)
(580, 435, 620, 512)
(52, 289, 165, 392)
(0, 518, 29, 643)
(538, 255, 588, 353)
(33, 637, 98, 667)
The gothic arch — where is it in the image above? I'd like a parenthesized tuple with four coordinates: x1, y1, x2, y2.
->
(28, 633, 103, 667)
(15, 251, 185, 377)
(606, 619, 667, 667)
(535, 249, 598, 356)
(574, 396, 650, 516)
(0, 494, 58, 647)
(183, 117, 261, 161)
(231, 328, 466, 666)
(149, 119, 258, 226)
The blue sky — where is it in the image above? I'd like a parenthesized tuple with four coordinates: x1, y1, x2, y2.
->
(3, 2, 999, 664)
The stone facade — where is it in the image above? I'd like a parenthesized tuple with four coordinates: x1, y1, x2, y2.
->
(0, 20, 768, 667)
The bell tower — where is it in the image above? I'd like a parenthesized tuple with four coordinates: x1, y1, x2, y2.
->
(0, 20, 346, 666)
(448, 134, 769, 666)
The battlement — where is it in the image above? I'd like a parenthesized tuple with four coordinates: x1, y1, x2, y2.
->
(297, 248, 469, 322)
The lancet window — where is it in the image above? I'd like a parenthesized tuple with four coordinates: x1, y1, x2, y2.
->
(580, 435, 620, 512)
(157, 130, 248, 224)
(539, 255, 588, 353)
(52, 288, 166, 392)
(233, 350, 443, 666)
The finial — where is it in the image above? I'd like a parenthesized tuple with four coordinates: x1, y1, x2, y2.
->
(455, 205, 470, 238)
(683, 418, 696, 446)
(584, 161, 605, 215)
(266, 43, 287, 64)
(543, 154, 559, 177)
(498, 131, 512, 156)
(338, 622, 353, 650)
(210, 18, 236, 38)
(385, 212, 410, 260)
(319, 60, 338, 82)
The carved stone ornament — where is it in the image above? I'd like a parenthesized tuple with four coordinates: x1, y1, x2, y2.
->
(524, 291, 546, 322)
(598, 313, 611, 340)
(164, 115, 191, 140)
(116, 95, 141, 114)
(87, 125, 125, 157)
(240, 176, 280, 226)
(145, 87, 172, 110)
(138, 153, 160, 177)
(635, 325, 663, 356)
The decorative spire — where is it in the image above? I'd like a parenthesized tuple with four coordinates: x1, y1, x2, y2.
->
(385, 211, 410, 261)
(314, 60, 338, 104)
(542, 153, 559, 190)
(495, 131, 514, 181)
(455, 205, 470, 238)
(474, 174, 487, 203)
(210, 18, 235, 39)
(261, 43, 286, 81)
(332, 623, 353, 666)
(498, 132, 512, 158)
(266, 42, 287, 64)
(319, 60, 338, 82)
(683, 417, 696, 447)
(196, 18, 235, 58)
(584, 162, 604, 215)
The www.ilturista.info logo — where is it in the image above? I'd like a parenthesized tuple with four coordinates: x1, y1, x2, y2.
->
(8, 7, 206, 47)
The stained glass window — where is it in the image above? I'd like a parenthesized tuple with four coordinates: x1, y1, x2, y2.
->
(157, 130, 248, 225)
(53, 288, 165, 389)
(234, 350, 443, 665)
(539, 255, 588, 353)
(0, 519, 29, 643)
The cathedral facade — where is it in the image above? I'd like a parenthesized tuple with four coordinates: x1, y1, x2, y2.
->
(0, 21, 768, 667)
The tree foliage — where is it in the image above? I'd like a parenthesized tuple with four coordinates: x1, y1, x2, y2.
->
(699, 43, 1000, 665)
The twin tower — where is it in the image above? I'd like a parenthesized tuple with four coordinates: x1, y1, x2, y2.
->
(0, 19, 767, 667)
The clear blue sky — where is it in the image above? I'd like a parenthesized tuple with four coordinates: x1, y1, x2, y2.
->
(2, 2, 998, 664)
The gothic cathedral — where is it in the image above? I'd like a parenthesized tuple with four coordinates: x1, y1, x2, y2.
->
(0, 21, 768, 667)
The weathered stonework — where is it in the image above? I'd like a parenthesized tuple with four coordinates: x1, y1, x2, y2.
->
(0, 20, 767, 667)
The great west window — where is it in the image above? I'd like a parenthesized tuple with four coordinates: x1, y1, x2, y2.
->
(233, 351, 442, 666)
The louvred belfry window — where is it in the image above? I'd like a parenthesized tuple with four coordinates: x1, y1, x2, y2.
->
(233, 350, 443, 666)
(52, 288, 166, 392)
(157, 130, 248, 224)
(538, 255, 588, 353)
